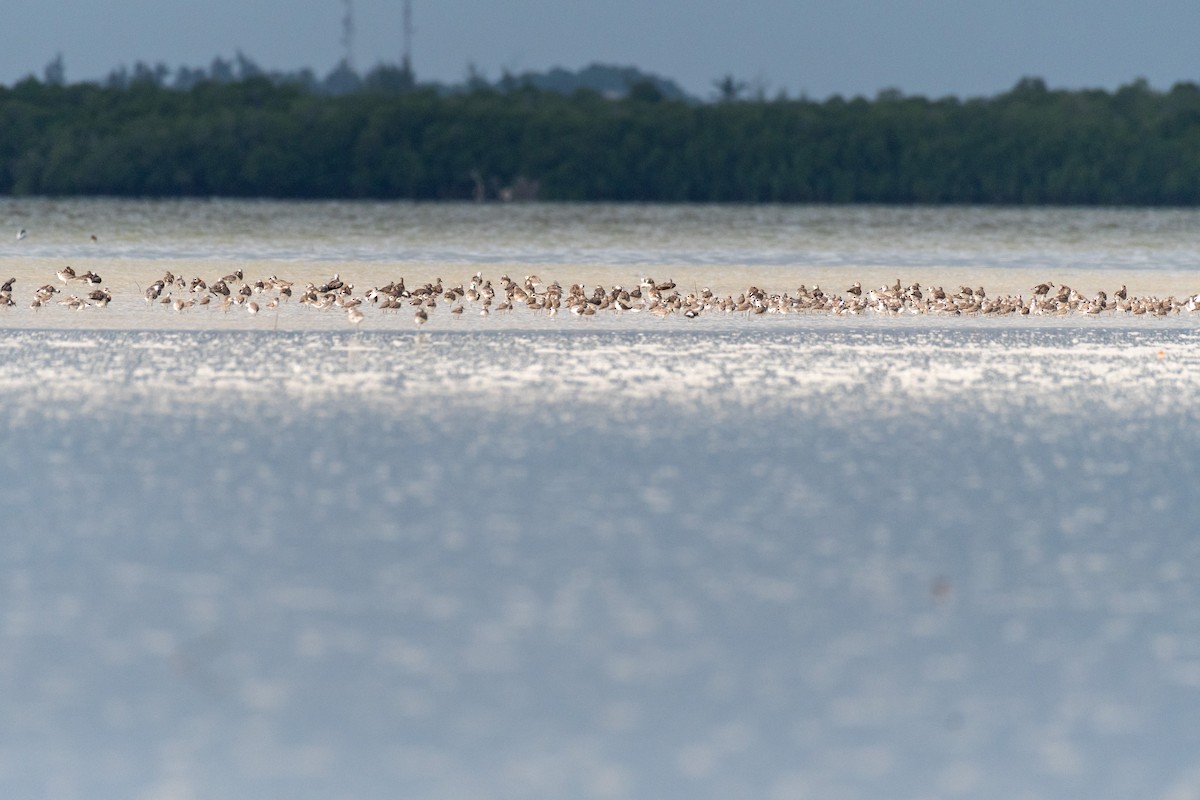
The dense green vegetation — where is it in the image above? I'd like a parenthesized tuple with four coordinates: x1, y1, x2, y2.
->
(3, 74, 1200, 203)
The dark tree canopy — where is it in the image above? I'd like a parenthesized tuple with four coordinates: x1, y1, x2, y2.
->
(3, 73, 1200, 203)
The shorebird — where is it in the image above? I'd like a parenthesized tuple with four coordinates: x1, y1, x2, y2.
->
(16, 268, 1200, 325)
(16, 229, 27, 241)
(318, 273, 343, 293)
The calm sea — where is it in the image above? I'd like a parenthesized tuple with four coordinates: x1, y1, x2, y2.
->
(4, 197, 1200, 269)
(1, 200, 1199, 799)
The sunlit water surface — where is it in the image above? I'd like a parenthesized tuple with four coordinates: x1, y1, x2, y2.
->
(1, 201, 1200, 799)
(6, 197, 1200, 270)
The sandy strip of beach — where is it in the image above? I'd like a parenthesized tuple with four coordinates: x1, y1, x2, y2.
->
(2, 257, 1198, 300)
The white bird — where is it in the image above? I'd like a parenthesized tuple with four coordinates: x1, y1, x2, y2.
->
(16, 229, 27, 241)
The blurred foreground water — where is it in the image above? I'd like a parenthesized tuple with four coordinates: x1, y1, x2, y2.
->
(3, 324, 1200, 799)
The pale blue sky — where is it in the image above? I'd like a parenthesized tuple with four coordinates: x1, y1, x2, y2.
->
(4, 0, 1199, 99)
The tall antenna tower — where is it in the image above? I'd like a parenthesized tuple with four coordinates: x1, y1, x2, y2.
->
(402, 0, 414, 78)
(341, 0, 356, 69)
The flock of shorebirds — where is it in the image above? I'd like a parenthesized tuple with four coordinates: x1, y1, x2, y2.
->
(2, 266, 1200, 324)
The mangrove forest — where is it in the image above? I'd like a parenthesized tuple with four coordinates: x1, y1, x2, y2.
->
(3, 68, 1200, 204)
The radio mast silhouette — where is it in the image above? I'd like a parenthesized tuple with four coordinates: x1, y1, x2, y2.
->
(402, 0, 414, 81)
(340, 0, 356, 70)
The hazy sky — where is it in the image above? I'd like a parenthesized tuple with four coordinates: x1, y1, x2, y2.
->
(4, 0, 1200, 99)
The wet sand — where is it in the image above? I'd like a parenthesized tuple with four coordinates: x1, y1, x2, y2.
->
(2, 256, 1199, 331)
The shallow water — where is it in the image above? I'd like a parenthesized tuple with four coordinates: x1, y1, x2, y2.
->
(2, 201, 1200, 799)
(3, 326, 1200, 799)
(5, 198, 1200, 270)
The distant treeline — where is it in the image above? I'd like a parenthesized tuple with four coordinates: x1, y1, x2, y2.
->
(3, 72, 1200, 203)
